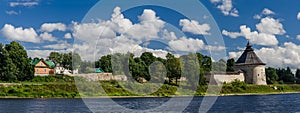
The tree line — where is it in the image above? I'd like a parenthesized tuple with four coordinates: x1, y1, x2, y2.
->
(2, 41, 300, 85)
(0, 41, 34, 82)
(93, 52, 212, 85)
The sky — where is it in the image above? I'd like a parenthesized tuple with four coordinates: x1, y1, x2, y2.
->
(1, 0, 300, 69)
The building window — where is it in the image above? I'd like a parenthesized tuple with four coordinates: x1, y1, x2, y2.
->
(258, 74, 260, 76)
(44, 69, 47, 72)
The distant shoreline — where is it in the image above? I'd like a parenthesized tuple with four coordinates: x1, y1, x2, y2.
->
(1, 92, 300, 99)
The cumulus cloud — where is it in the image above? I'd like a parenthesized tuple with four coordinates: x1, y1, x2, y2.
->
(162, 29, 177, 40)
(229, 42, 300, 69)
(297, 12, 300, 20)
(256, 17, 286, 35)
(10, 1, 39, 7)
(125, 9, 165, 40)
(223, 17, 285, 46)
(40, 23, 67, 32)
(64, 33, 72, 39)
(71, 7, 170, 61)
(179, 19, 211, 35)
(27, 49, 70, 59)
(43, 41, 71, 50)
(110, 7, 133, 33)
(210, 0, 239, 17)
(169, 37, 206, 52)
(296, 35, 300, 41)
(254, 8, 275, 20)
(39, 32, 57, 42)
(223, 25, 278, 46)
(0, 24, 40, 43)
(168, 37, 225, 52)
(262, 8, 275, 15)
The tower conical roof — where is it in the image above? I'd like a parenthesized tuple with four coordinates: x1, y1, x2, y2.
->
(236, 42, 265, 65)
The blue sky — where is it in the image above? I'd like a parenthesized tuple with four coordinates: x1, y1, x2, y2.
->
(1, 0, 300, 69)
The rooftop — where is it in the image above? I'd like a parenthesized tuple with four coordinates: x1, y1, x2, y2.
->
(235, 42, 266, 65)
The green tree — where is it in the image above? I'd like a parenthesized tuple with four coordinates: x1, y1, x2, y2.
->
(4, 41, 34, 81)
(196, 53, 207, 85)
(202, 56, 212, 72)
(0, 43, 18, 82)
(166, 53, 181, 85)
(277, 67, 295, 84)
(296, 69, 300, 78)
(181, 53, 200, 89)
(212, 59, 226, 72)
(226, 58, 235, 72)
(140, 52, 157, 66)
(96, 55, 112, 73)
(72, 52, 82, 70)
(132, 57, 150, 81)
(266, 67, 279, 84)
(61, 53, 72, 70)
(48, 52, 62, 65)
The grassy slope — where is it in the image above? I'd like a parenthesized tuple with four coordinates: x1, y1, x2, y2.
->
(0, 76, 300, 98)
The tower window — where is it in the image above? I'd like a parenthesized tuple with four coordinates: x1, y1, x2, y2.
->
(258, 74, 260, 76)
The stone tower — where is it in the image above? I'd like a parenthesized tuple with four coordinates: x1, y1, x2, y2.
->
(234, 42, 267, 85)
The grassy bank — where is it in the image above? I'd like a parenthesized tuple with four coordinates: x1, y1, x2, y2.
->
(1, 76, 300, 98)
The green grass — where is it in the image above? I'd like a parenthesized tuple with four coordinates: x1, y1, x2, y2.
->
(1, 76, 300, 98)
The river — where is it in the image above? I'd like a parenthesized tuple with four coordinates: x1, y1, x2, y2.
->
(1, 94, 300, 112)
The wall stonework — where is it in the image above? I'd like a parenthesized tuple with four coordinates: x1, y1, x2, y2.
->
(212, 72, 245, 83)
(234, 64, 267, 85)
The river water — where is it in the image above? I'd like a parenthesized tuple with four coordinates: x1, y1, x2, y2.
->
(1, 94, 300, 113)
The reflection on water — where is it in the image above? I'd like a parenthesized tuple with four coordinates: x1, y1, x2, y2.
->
(0, 94, 300, 112)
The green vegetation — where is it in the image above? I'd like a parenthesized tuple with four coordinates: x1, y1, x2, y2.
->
(48, 52, 82, 70)
(0, 41, 34, 82)
(1, 76, 300, 98)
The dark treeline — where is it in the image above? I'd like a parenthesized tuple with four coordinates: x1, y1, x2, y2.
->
(266, 67, 300, 84)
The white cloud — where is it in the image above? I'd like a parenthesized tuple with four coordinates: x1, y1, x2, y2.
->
(162, 29, 177, 40)
(254, 8, 276, 20)
(253, 15, 261, 20)
(39, 32, 57, 42)
(297, 12, 300, 20)
(27, 49, 69, 59)
(168, 37, 224, 52)
(124, 9, 165, 40)
(64, 33, 72, 39)
(10, 1, 39, 7)
(169, 37, 206, 52)
(71, 7, 170, 61)
(210, 0, 239, 17)
(229, 42, 300, 69)
(179, 19, 211, 35)
(222, 30, 241, 38)
(256, 17, 286, 35)
(262, 8, 275, 15)
(110, 7, 133, 33)
(0, 24, 40, 43)
(5, 10, 21, 15)
(223, 17, 285, 46)
(72, 21, 116, 43)
(223, 25, 278, 46)
(40, 23, 67, 32)
(43, 41, 71, 50)
(296, 35, 300, 41)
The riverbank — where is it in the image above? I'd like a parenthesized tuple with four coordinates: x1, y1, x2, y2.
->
(0, 83, 300, 98)
(1, 76, 300, 98)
